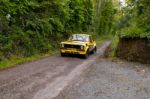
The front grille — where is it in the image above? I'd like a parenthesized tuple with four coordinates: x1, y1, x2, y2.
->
(64, 44, 81, 49)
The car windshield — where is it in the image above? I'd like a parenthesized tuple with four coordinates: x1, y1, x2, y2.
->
(69, 34, 89, 42)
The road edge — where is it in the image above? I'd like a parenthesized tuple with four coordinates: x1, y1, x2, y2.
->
(32, 41, 111, 99)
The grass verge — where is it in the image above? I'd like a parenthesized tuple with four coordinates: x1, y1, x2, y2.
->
(0, 50, 58, 70)
(105, 35, 119, 58)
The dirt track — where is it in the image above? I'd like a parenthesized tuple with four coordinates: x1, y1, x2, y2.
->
(56, 59, 150, 99)
(0, 41, 111, 99)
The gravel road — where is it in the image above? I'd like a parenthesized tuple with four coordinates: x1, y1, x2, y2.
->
(0, 41, 111, 99)
(56, 58, 150, 99)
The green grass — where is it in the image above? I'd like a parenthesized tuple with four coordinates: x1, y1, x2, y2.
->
(0, 50, 58, 70)
(107, 35, 119, 57)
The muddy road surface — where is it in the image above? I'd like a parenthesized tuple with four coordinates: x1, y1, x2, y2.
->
(0, 41, 111, 99)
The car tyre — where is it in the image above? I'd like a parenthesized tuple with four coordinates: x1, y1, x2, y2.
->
(83, 50, 89, 59)
(91, 47, 97, 54)
(61, 53, 66, 57)
(94, 47, 97, 54)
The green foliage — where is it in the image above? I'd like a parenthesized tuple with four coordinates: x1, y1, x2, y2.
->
(118, 0, 150, 38)
(0, 0, 116, 62)
(109, 35, 119, 57)
(99, 0, 116, 35)
(92, 0, 116, 35)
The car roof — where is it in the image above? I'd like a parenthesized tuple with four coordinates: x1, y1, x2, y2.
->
(72, 34, 91, 36)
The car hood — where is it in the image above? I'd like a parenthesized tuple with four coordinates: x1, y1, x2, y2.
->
(61, 41, 87, 46)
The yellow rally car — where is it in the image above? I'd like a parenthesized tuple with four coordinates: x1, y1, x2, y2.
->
(60, 34, 97, 58)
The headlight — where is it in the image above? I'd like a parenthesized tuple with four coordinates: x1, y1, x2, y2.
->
(61, 44, 64, 48)
(80, 45, 84, 50)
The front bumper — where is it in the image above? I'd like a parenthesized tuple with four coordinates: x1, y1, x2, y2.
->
(60, 48, 86, 55)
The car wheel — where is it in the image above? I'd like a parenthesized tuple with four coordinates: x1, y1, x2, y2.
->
(61, 53, 66, 57)
(83, 50, 89, 59)
(91, 47, 97, 54)
(94, 47, 97, 53)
